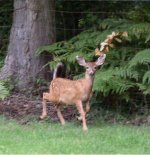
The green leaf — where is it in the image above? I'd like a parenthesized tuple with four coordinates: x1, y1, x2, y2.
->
(128, 49, 150, 68)
(0, 81, 9, 100)
(142, 71, 150, 84)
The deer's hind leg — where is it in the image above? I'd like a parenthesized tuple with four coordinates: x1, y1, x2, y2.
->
(56, 105, 65, 125)
(40, 92, 50, 119)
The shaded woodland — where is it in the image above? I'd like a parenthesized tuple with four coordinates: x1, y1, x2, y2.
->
(0, 0, 150, 122)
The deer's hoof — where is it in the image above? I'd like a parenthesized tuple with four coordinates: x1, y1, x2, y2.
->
(77, 116, 82, 121)
(61, 121, 66, 125)
(83, 126, 88, 131)
(40, 115, 47, 120)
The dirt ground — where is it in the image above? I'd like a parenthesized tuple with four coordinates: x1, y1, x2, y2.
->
(0, 92, 150, 126)
(0, 92, 77, 124)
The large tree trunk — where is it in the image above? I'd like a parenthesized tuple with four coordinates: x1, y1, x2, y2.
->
(0, 0, 55, 88)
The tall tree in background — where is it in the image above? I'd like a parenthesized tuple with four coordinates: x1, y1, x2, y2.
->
(0, 0, 55, 88)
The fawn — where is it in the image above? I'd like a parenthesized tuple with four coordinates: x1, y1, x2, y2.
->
(40, 54, 106, 131)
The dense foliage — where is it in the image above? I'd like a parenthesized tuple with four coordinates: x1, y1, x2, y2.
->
(0, 1, 150, 113)
(38, 3, 150, 113)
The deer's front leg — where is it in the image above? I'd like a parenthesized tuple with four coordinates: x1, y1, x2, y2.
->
(76, 100, 88, 131)
(86, 92, 92, 114)
(77, 94, 92, 121)
(85, 100, 90, 114)
(77, 100, 90, 121)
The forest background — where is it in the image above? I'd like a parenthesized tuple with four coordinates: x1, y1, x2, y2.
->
(0, 0, 150, 119)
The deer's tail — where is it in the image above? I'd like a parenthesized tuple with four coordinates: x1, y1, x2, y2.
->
(53, 62, 64, 80)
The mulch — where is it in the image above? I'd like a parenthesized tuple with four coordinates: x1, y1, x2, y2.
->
(0, 92, 150, 126)
(0, 92, 77, 124)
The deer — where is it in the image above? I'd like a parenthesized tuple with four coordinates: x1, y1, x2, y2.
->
(40, 54, 106, 131)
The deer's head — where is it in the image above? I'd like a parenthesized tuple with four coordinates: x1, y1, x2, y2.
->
(76, 54, 106, 76)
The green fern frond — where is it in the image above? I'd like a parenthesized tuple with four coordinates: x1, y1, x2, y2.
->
(110, 78, 134, 94)
(0, 81, 9, 100)
(94, 68, 134, 96)
(115, 67, 139, 81)
(129, 49, 150, 68)
(142, 71, 150, 84)
(93, 69, 113, 96)
(98, 18, 130, 30)
(145, 33, 150, 43)
(37, 41, 66, 55)
(129, 23, 150, 34)
(99, 19, 150, 44)
(136, 83, 150, 95)
(128, 49, 150, 68)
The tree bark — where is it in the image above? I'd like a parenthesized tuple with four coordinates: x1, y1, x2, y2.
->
(0, 0, 55, 88)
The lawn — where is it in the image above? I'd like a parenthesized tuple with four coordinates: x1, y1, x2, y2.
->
(0, 116, 150, 154)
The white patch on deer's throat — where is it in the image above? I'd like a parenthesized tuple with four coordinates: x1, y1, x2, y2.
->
(82, 94, 88, 101)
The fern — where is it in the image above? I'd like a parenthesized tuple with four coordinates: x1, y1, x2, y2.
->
(0, 81, 9, 100)
(128, 49, 150, 68)
(94, 68, 134, 96)
(37, 18, 150, 103)
(115, 67, 139, 81)
(99, 18, 132, 31)
(142, 71, 150, 84)
(136, 83, 150, 95)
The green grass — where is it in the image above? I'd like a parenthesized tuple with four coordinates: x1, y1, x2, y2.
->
(0, 116, 150, 154)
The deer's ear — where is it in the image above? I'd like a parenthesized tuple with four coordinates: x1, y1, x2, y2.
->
(76, 56, 86, 66)
(95, 54, 106, 66)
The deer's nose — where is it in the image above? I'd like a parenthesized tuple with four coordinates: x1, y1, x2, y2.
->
(89, 70, 95, 75)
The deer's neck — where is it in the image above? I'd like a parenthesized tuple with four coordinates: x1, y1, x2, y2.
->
(84, 73, 94, 89)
